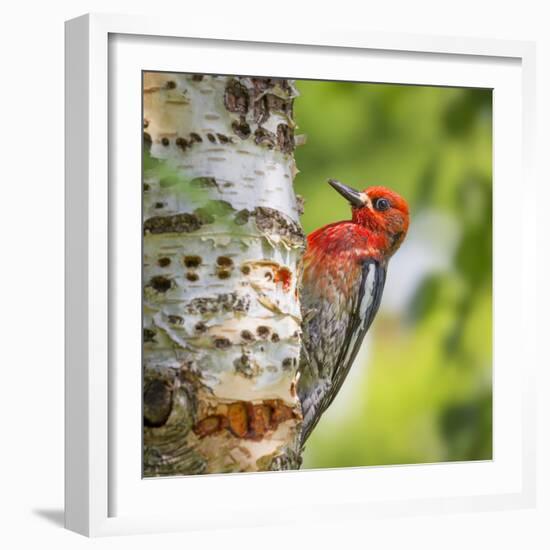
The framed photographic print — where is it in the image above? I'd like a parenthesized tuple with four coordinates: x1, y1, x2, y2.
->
(65, 13, 536, 536)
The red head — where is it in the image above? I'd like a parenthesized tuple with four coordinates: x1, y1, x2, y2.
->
(328, 179, 410, 256)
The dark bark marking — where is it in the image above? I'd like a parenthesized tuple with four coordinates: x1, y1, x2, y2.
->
(144, 213, 206, 234)
(144, 328, 157, 343)
(240, 330, 255, 342)
(224, 79, 250, 114)
(250, 78, 295, 127)
(277, 123, 295, 154)
(254, 127, 277, 149)
(184, 255, 202, 268)
(214, 337, 231, 349)
(216, 256, 233, 267)
(254, 96, 270, 125)
(234, 209, 250, 226)
(143, 132, 152, 151)
(231, 117, 251, 139)
(282, 358, 293, 371)
(195, 321, 207, 333)
(148, 276, 173, 293)
(144, 379, 174, 428)
(254, 207, 305, 247)
(234, 354, 253, 378)
(295, 194, 305, 216)
(266, 93, 292, 116)
(176, 137, 190, 150)
(184, 292, 251, 315)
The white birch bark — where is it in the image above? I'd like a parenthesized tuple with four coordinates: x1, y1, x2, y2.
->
(142, 73, 305, 475)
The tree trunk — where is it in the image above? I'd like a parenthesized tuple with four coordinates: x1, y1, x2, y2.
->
(142, 73, 305, 476)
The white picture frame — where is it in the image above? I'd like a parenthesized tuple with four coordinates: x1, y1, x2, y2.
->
(65, 13, 537, 537)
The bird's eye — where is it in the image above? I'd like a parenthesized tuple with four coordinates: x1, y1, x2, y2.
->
(374, 198, 391, 211)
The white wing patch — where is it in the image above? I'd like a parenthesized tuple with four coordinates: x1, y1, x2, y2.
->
(341, 262, 376, 369)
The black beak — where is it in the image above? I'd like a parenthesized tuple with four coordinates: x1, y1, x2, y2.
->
(327, 179, 365, 207)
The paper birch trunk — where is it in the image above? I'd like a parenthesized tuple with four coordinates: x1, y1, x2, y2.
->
(142, 73, 305, 476)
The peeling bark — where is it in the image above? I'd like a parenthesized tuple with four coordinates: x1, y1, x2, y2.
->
(143, 73, 305, 476)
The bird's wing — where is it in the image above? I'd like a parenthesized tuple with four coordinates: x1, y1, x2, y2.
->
(298, 258, 386, 444)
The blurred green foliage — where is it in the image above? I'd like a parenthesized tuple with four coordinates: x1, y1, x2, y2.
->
(293, 80, 492, 468)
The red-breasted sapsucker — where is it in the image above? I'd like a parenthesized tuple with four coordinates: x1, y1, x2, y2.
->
(298, 179, 410, 444)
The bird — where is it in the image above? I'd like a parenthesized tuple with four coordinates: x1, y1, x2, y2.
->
(297, 179, 410, 445)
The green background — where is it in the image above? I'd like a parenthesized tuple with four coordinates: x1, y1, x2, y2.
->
(293, 80, 493, 469)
